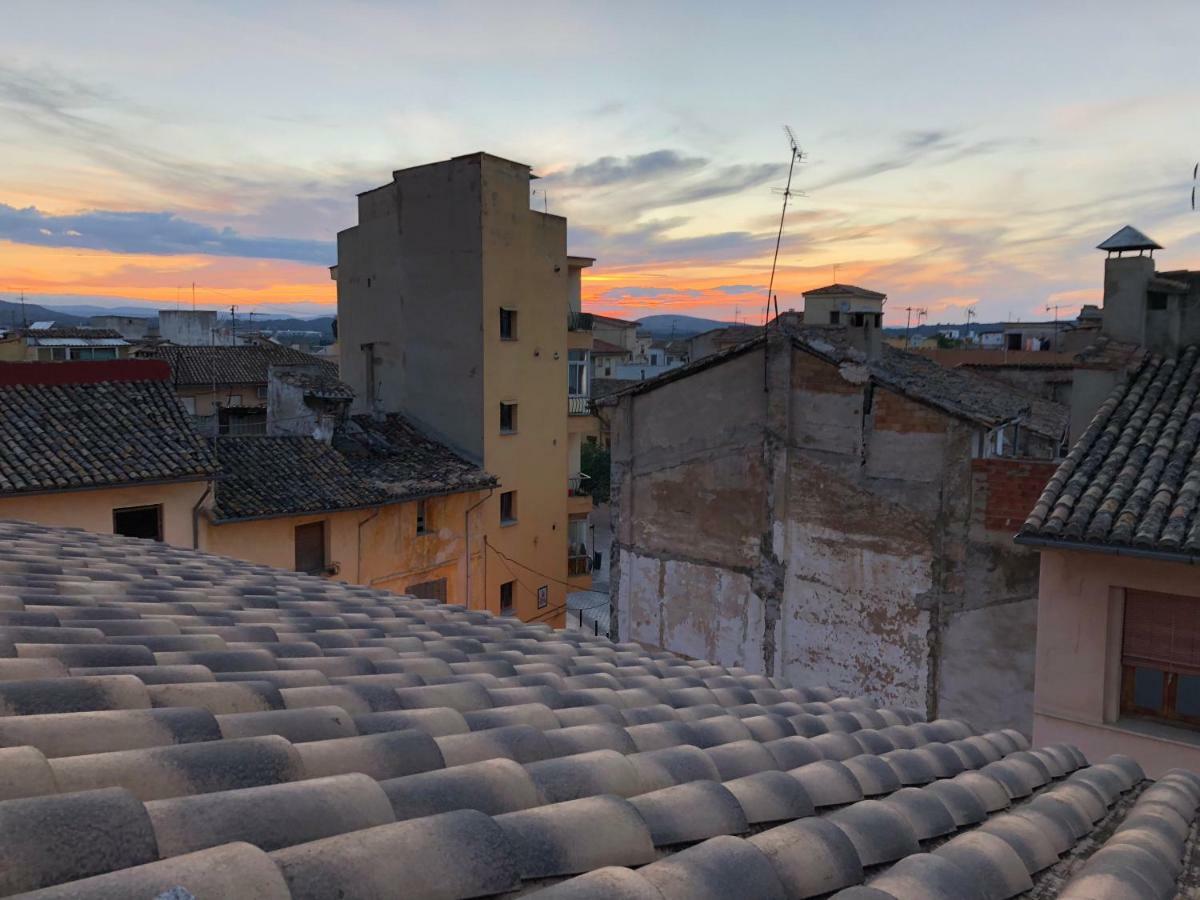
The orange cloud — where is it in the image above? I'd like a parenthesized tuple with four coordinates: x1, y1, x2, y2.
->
(0, 242, 334, 310)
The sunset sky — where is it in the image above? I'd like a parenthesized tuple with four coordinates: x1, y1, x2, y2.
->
(2, 1, 1199, 325)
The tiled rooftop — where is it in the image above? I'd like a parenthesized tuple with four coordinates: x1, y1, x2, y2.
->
(271, 365, 355, 401)
(211, 436, 394, 521)
(334, 413, 498, 500)
(1020, 345, 1200, 557)
(0, 520, 1192, 898)
(603, 325, 1069, 439)
(0, 378, 217, 495)
(143, 343, 338, 387)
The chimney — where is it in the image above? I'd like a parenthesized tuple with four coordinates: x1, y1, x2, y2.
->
(1096, 225, 1160, 346)
(267, 364, 351, 443)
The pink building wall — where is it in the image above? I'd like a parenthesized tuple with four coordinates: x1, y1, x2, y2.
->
(1034, 547, 1200, 776)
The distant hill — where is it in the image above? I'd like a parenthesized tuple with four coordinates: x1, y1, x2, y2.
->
(0, 300, 86, 328)
(635, 314, 732, 337)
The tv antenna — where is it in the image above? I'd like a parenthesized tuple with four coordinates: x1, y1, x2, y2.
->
(1193, 162, 1198, 210)
(903, 306, 927, 349)
(1046, 303, 1064, 351)
(764, 126, 806, 327)
(531, 188, 548, 214)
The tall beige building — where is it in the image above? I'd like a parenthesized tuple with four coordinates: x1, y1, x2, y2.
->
(336, 152, 590, 625)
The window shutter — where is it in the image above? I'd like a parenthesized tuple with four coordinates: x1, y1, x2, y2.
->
(1123, 590, 1200, 676)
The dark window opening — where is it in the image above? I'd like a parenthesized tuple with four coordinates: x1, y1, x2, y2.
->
(1148, 291, 1168, 311)
(294, 521, 326, 575)
(416, 499, 430, 535)
(851, 312, 866, 327)
(500, 580, 515, 616)
(113, 505, 163, 542)
(1006, 333, 1022, 351)
(500, 402, 517, 434)
(829, 311, 840, 325)
(500, 491, 517, 525)
(407, 577, 447, 603)
(500, 308, 517, 340)
(1120, 589, 1200, 729)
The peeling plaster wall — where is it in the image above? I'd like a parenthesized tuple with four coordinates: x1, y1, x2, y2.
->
(611, 337, 1042, 733)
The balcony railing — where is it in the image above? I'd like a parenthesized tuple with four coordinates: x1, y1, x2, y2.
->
(568, 395, 591, 416)
(567, 554, 592, 577)
(568, 311, 594, 332)
(567, 473, 591, 496)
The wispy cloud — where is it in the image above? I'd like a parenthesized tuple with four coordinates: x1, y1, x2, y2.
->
(0, 204, 334, 263)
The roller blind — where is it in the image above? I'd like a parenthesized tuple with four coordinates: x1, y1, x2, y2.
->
(1123, 589, 1200, 676)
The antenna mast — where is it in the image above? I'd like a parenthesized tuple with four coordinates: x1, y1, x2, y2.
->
(764, 126, 805, 327)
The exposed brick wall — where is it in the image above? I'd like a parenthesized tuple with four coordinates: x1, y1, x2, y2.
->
(790, 349, 860, 395)
(971, 458, 1060, 532)
(872, 388, 948, 433)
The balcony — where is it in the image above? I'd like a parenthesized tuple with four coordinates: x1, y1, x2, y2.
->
(567, 553, 592, 577)
(568, 311, 594, 332)
(567, 473, 591, 497)
(568, 395, 591, 416)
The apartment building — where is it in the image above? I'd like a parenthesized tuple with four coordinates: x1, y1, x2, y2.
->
(336, 152, 593, 624)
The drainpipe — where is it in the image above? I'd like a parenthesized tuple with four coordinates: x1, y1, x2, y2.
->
(191, 480, 213, 550)
(356, 507, 382, 583)
(464, 488, 495, 610)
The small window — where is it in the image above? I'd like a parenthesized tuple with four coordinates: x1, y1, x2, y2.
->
(1121, 589, 1200, 729)
(226, 394, 243, 408)
(500, 580, 515, 616)
(500, 490, 517, 525)
(416, 499, 430, 535)
(829, 311, 840, 325)
(851, 312, 865, 327)
(113, 505, 163, 542)
(500, 308, 517, 341)
(500, 402, 517, 434)
(294, 521, 326, 575)
(1148, 291, 1168, 311)
(180, 396, 197, 415)
(406, 577, 447, 603)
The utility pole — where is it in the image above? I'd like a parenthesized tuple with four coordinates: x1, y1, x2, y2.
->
(1046, 304, 1063, 351)
(966, 307, 977, 345)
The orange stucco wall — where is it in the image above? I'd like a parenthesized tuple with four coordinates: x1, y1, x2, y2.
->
(0, 481, 211, 547)
(201, 490, 489, 606)
(1033, 547, 1200, 775)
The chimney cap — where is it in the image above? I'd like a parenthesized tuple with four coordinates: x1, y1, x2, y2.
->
(1097, 225, 1161, 253)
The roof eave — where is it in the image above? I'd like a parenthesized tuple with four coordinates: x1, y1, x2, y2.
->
(1013, 532, 1200, 566)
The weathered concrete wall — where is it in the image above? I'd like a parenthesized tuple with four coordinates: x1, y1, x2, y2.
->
(611, 337, 1043, 731)
(336, 159, 485, 457)
(161, 311, 224, 347)
(780, 453, 935, 709)
(611, 347, 768, 654)
(939, 596, 1036, 734)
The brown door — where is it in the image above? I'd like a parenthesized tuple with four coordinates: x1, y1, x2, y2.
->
(294, 522, 326, 574)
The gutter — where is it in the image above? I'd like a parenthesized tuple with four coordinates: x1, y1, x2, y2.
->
(356, 507, 382, 582)
(1, 473, 216, 500)
(464, 487, 495, 610)
(191, 479, 213, 549)
(1014, 532, 1200, 567)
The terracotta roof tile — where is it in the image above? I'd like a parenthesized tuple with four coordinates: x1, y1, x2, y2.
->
(0, 520, 1191, 897)
(0, 378, 216, 494)
(1020, 345, 1200, 557)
